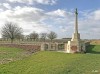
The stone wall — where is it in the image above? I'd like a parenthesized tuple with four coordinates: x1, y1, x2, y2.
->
(0, 44, 41, 53)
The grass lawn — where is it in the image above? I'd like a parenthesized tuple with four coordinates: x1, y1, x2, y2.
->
(0, 47, 30, 64)
(0, 45, 100, 74)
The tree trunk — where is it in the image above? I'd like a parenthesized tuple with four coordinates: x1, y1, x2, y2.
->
(51, 39, 52, 42)
(11, 39, 13, 44)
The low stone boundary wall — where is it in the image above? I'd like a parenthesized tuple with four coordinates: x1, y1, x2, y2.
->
(0, 44, 41, 53)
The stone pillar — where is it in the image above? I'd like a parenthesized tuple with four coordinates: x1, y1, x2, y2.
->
(64, 43, 67, 51)
(41, 43, 45, 51)
(75, 8, 78, 33)
(71, 8, 80, 41)
(48, 43, 51, 50)
(56, 43, 58, 50)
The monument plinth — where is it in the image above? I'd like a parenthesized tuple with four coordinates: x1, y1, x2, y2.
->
(66, 8, 86, 53)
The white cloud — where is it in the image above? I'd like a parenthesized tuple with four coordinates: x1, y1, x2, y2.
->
(0, 9, 3, 12)
(76, 10, 100, 39)
(10, 6, 45, 22)
(93, 10, 100, 20)
(0, 6, 45, 23)
(0, 3, 12, 9)
(47, 9, 67, 17)
(0, 6, 52, 36)
(7, 0, 57, 5)
(3, 3, 12, 9)
(8, 0, 33, 4)
(33, 0, 57, 5)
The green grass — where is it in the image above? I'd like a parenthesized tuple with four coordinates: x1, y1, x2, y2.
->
(86, 45, 100, 54)
(0, 45, 100, 74)
(0, 47, 30, 64)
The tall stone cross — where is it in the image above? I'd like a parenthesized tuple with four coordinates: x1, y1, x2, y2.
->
(75, 8, 78, 33)
(71, 8, 80, 41)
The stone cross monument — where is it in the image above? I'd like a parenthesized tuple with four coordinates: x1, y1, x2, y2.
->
(71, 8, 80, 41)
(65, 8, 86, 53)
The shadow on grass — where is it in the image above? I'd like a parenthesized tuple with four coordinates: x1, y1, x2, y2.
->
(86, 45, 100, 54)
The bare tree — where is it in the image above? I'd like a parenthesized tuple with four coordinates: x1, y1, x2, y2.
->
(47, 31, 57, 41)
(1, 22, 23, 43)
(16, 34, 24, 41)
(30, 31, 39, 41)
(25, 35, 30, 41)
(40, 33, 47, 42)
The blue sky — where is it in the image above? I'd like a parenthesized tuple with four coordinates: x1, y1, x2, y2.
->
(0, 0, 100, 39)
(38, 0, 100, 11)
